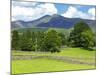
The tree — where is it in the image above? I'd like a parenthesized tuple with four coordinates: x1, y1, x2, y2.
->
(81, 30, 95, 49)
(58, 33, 67, 46)
(36, 31, 45, 51)
(20, 30, 33, 51)
(40, 29, 62, 53)
(31, 32, 36, 51)
(68, 21, 95, 49)
(11, 30, 19, 50)
(32, 31, 45, 51)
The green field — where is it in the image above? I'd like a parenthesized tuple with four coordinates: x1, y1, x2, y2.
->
(12, 48, 96, 74)
(12, 58, 95, 74)
(12, 48, 96, 58)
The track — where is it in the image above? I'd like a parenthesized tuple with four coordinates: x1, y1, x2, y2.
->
(12, 55, 95, 66)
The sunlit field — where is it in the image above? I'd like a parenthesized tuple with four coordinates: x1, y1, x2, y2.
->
(12, 48, 96, 74)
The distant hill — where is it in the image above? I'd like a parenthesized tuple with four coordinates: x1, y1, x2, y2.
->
(11, 14, 96, 32)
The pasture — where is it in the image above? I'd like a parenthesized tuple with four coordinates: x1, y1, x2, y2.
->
(12, 48, 96, 74)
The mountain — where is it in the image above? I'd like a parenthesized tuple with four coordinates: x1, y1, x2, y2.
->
(11, 15, 51, 29)
(11, 14, 96, 31)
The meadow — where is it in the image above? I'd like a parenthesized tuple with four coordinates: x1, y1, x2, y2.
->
(12, 47, 96, 74)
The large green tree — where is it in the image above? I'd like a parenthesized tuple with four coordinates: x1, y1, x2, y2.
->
(68, 21, 95, 49)
(40, 29, 62, 53)
(58, 33, 67, 46)
(20, 30, 33, 51)
(81, 30, 95, 49)
(32, 31, 45, 51)
(11, 30, 19, 50)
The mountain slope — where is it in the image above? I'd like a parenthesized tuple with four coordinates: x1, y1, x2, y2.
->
(11, 14, 96, 31)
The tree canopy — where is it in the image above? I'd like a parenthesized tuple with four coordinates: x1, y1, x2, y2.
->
(67, 21, 95, 50)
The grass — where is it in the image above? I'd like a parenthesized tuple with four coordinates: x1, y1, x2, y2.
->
(57, 48, 96, 58)
(12, 47, 96, 74)
(12, 48, 96, 58)
(12, 58, 95, 74)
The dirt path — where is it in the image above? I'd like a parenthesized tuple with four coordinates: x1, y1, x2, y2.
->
(12, 55, 95, 66)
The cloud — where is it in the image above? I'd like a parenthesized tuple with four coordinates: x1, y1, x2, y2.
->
(12, 6, 34, 17)
(12, 5, 46, 21)
(62, 6, 95, 20)
(62, 6, 77, 18)
(88, 8, 96, 19)
(39, 3, 57, 15)
(12, 1, 95, 21)
(12, 1, 57, 21)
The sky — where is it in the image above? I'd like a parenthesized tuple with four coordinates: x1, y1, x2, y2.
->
(12, 1, 96, 21)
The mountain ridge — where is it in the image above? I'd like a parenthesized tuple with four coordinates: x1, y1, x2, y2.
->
(11, 14, 96, 31)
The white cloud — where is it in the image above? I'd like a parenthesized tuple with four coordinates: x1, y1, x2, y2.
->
(62, 6, 77, 18)
(12, 6, 33, 17)
(12, 5, 35, 21)
(12, 1, 95, 21)
(88, 8, 95, 19)
(39, 3, 57, 15)
(62, 6, 95, 20)
(12, 1, 57, 21)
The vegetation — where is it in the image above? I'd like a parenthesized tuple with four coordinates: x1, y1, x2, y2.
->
(40, 29, 62, 52)
(12, 48, 95, 58)
(12, 21, 96, 74)
(12, 21, 95, 52)
(11, 30, 19, 50)
(12, 58, 95, 74)
(67, 21, 95, 50)
(19, 30, 33, 51)
(12, 29, 64, 52)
